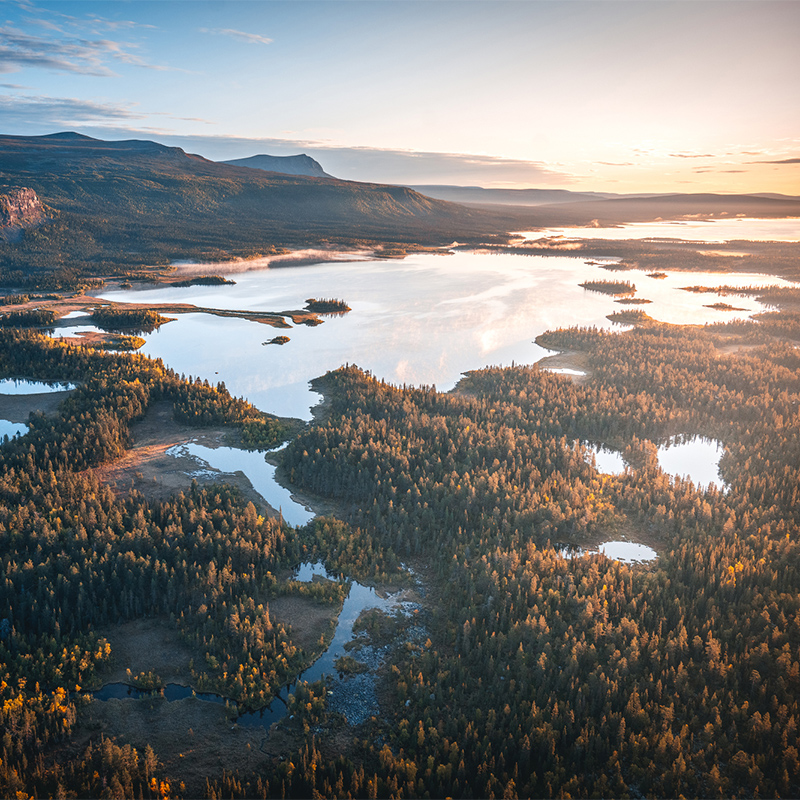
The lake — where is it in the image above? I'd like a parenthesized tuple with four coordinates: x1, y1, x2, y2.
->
(97, 241, 796, 421)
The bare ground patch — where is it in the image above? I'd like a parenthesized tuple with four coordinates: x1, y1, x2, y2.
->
(94, 401, 276, 514)
(82, 695, 268, 798)
(0, 388, 73, 422)
(536, 350, 592, 383)
(94, 617, 197, 687)
(267, 595, 340, 654)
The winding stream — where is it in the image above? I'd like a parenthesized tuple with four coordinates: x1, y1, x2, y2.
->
(93, 562, 413, 729)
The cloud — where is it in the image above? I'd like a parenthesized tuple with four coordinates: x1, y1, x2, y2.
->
(199, 28, 273, 45)
(0, 94, 143, 126)
(0, 23, 174, 76)
(669, 152, 716, 159)
(754, 157, 800, 165)
(0, 94, 218, 130)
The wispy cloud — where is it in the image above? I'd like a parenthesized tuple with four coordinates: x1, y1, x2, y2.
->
(754, 157, 800, 165)
(669, 152, 716, 159)
(0, 18, 174, 76)
(199, 28, 273, 45)
(0, 93, 142, 125)
(0, 93, 216, 130)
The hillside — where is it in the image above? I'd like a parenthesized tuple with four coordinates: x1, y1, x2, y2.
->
(408, 184, 614, 206)
(0, 132, 508, 287)
(221, 153, 332, 178)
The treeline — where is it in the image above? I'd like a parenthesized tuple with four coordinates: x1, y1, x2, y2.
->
(305, 298, 351, 313)
(579, 279, 636, 296)
(0, 308, 56, 327)
(169, 275, 236, 287)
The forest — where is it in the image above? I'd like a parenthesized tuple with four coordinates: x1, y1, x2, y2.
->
(0, 296, 798, 797)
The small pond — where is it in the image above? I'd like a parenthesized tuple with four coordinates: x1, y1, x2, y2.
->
(0, 420, 28, 439)
(584, 443, 626, 475)
(657, 436, 725, 490)
(556, 540, 658, 564)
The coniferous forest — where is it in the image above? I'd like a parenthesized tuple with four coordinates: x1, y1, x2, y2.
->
(0, 302, 799, 797)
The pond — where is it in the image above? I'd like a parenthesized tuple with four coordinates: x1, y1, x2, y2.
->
(92, 562, 413, 730)
(584, 443, 626, 475)
(657, 436, 725, 490)
(0, 420, 28, 439)
(97, 246, 794, 421)
(556, 540, 658, 564)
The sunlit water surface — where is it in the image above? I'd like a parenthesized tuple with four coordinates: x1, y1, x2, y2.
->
(519, 217, 800, 243)
(97, 249, 794, 420)
(167, 441, 314, 527)
(657, 437, 725, 490)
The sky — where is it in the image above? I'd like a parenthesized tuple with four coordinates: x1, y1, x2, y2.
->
(1, 0, 798, 193)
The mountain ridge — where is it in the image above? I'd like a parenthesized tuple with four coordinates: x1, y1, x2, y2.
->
(222, 153, 332, 178)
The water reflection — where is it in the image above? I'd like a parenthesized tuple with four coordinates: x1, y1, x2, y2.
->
(97, 249, 792, 420)
(0, 420, 28, 439)
(92, 562, 411, 731)
(0, 378, 76, 394)
(167, 441, 314, 527)
(657, 436, 725, 489)
(555, 540, 657, 564)
(519, 217, 800, 243)
(584, 443, 625, 475)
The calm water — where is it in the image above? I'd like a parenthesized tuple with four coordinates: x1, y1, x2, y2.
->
(97, 249, 794, 420)
(0, 378, 76, 394)
(585, 444, 626, 475)
(0, 420, 28, 439)
(557, 540, 658, 563)
(167, 441, 314, 527)
(93, 562, 409, 730)
(657, 436, 725, 489)
(520, 217, 800, 243)
(585, 437, 725, 490)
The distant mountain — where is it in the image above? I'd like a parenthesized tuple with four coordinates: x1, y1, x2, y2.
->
(0, 132, 511, 286)
(222, 153, 332, 178)
(408, 185, 615, 206)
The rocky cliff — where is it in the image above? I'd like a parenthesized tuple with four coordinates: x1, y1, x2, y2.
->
(0, 187, 44, 229)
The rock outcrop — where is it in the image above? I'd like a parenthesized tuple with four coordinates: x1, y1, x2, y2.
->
(0, 187, 44, 229)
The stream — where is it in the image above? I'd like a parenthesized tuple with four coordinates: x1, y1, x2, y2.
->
(92, 562, 415, 729)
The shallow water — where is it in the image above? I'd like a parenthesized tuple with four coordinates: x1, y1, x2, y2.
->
(657, 436, 725, 489)
(584, 444, 626, 475)
(167, 441, 314, 527)
(92, 562, 410, 730)
(600, 541, 658, 562)
(556, 540, 658, 563)
(97, 248, 791, 420)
